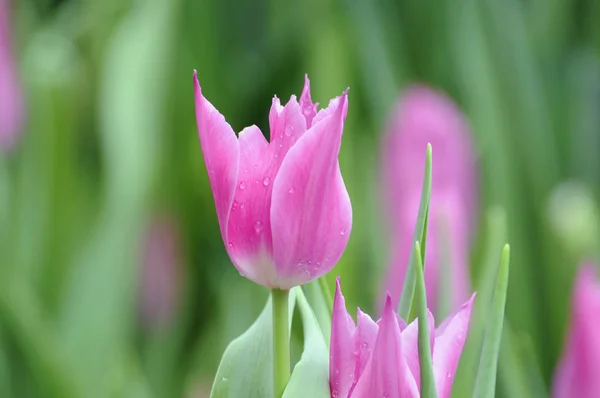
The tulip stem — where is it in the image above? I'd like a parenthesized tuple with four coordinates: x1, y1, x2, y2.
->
(272, 288, 290, 397)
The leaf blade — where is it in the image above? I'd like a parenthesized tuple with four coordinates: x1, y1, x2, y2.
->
(473, 244, 511, 398)
(398, 143, 432, 321)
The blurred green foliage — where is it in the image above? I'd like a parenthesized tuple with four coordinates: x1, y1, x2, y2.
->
(1, 0, 599, 396)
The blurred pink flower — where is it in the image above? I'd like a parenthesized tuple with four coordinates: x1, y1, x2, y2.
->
(553, 264, 600, 398)
(0, 0, 24, 150)
(193, 73, 351, 289)
(380, 85, 478, 313)
(138, 216, 182, 328)
(330, 278, 474, 398)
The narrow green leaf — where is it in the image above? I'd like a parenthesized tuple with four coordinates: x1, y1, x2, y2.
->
(302, 280, 332, 344)
(454, 206, 507, 396)
(415, 242, 438, 398)
(473, 244, 511, 398)
(282, 290, 330, 398)
(210, 291, 296, 398)
(398, 144, 432, 320)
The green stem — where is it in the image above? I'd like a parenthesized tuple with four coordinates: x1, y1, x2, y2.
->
(271, 288, 290, 397)
(318, 277, 334, 314)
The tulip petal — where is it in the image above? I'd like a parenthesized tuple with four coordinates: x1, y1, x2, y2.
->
(433, 294, 475, 398)
(401, 310, 435, 389)
(351, 296, 419, 398)
(270, 93, 351, 288)
(225, 125, 277, 282)
(354, 309, 378, 385)
(0, 2, 24, 150)
(269, 94, 309, 151)
(299, 74, 318, 129)
(330, 278, 356, 398)
(193, 72, 239, 250)
(553, 265, 600, 398)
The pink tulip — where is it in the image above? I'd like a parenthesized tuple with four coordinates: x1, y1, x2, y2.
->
(194, 73, 351, 289)
(138, 216, 182, 328)
(552, 264, 600, 398)
(331, 278, 474, 398)
(0, 0, 24, 150)
(380, 85, 477, 313)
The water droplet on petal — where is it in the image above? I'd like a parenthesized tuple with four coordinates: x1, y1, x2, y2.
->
(254, 221, 264, 233)
(285, 125, 294, 136)
(240, 202, 246, 210)
(228, 242, 234, 250)
(340, 228, 347, 236)
(288, 187, 295, 194)
(331, 390, 338, 398)
(263, 177, 270, 186)
(239, 181, 247, 190)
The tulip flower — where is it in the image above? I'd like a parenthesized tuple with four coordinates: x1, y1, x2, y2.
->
(138, 216, 182, 329)
(380, 85, 477, 313)
(193, 72, 351, 290)
(552, 264, 600, 398)
(0, 0, 24, 150)
(331, 278, 474, 398)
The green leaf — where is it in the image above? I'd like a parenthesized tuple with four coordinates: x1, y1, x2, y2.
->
(302, 280, 332, 344)
(415, 242, 437, 398)
(282, 290, 330, 398)
(453, 206, 507, 396)
(210, 291, 296, 398)
(473, 244, 511, 398)
(398, 143, 432, 320)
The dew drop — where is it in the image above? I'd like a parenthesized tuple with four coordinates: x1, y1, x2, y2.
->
(285, 125, 294, 136)
(228, 242, 234, 250)
(239, 181, 247, 190)
(263, 177, 270, 186)
(340, 228, 347, 236)
(331, 390, 338, 398)
(288, 187, 295, 194)
(254, 220, 264, 233)
(240, 202, 246, 210)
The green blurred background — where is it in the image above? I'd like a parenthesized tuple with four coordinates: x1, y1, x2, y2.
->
(1, 0, 599, 396)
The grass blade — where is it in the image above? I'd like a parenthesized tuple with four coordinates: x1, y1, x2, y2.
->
(415, 241, 438, 398)
(473, 244, 511, 398)
(398, 144, 432, 320)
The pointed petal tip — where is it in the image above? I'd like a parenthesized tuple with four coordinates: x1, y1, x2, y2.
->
(303, 74, 311, 90)
(334, 277, 344, 304)
(383, 293, 394, 315)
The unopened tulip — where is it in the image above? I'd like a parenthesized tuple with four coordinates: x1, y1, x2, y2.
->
(194, 73, 351, 289)
(553, 264, 600, 398)
(331, 279, 474, 398)
(380, 85, 477, 313)
(0, 0, 24, 150)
